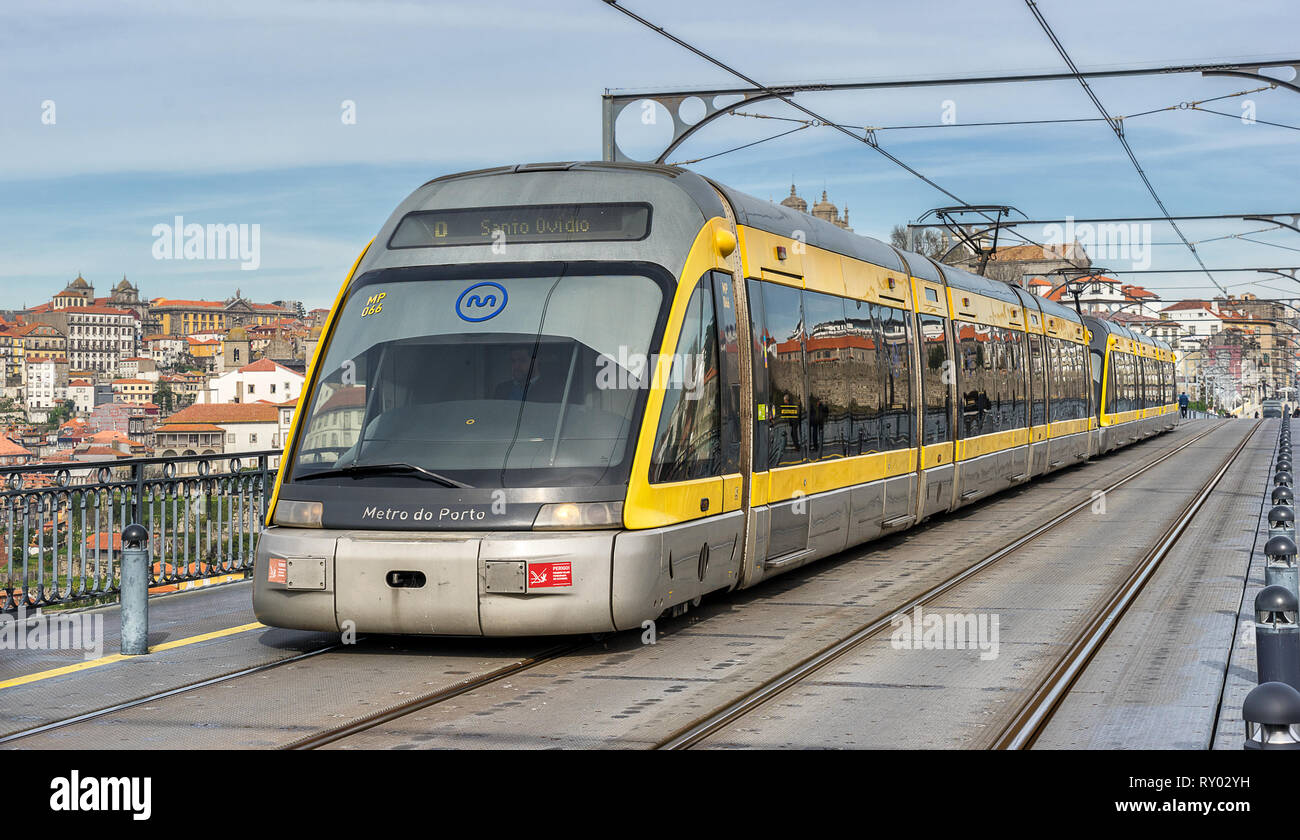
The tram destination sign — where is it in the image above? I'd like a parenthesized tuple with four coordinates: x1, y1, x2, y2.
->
(388, 202, 651, 248)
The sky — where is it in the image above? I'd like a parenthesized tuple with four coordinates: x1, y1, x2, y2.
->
(0, 0, 1297, 311)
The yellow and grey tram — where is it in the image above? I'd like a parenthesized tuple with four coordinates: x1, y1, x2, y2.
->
(254, 162, 1178, 636)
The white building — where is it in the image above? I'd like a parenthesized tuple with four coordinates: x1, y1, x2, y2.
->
(64, 305, 137, 374)
(1032, 274, 1162, 318)
(161, 402, 282, 454)
(1158, 300, 1226, 339)
(117, 357, 159, 381)
(67, 379, 95, 414)
(26, 357, 67, 410)
(201, 358, 304, 405)
(143, 334, 185, 368)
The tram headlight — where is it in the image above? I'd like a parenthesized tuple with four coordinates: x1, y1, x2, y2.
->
(272, 499, 323, 528)
(533, 501, 623, 530)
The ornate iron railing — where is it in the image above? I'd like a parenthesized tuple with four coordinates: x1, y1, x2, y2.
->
(0, 450, 281, 611)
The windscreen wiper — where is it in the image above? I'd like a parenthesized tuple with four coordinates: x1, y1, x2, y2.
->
(296, 462, 472, 488)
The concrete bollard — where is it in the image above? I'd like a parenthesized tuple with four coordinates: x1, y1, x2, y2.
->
(1244, 682, 1300, 749)
(119, 523, 150, 656)
(1255, 585, 1300, 690)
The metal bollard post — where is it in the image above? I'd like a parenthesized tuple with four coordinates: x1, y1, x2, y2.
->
(120, 523, 150, 656)
(1268, 505, 1296, 545)
(1274, 486, 1294, 509)
(1276, 470, 1294, 489)
(1243, 682, 1300, 749)
(1255, 585, 1300, 690)
(1265, 535, 1299, 601)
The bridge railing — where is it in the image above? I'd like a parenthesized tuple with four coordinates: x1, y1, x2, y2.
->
(0, 450, 281, 612)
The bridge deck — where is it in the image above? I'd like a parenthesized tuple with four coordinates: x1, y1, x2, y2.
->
(0, 418, 1268, 750)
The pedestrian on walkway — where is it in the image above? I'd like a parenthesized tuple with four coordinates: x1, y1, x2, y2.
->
(1178, 391, 1189, 419)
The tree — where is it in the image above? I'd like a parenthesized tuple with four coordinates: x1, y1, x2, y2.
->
(890, 225, 953, 262)
(42, 399, 76, 431)
(155, 379, 177, 413)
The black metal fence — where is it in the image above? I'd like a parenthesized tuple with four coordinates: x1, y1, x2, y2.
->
(0, 450, 281, 611)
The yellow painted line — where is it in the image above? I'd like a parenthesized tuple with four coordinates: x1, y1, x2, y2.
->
(0, 621, 265, 690)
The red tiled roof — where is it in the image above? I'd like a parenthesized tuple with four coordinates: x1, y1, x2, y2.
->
(237, 358, 295, 374)
(153, 299, 224, 308)
(156, 423, 225, 433)
(0, 438, 33, 457)
(62, 305, 134, 316)
(166, 403, 278, 424)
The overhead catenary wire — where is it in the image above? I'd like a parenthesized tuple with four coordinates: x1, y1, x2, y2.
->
(606, 0, 1288, 296)
(669, 123, 812, 165)
(601, 0, 1093, 271)
(1024, 0, 1225, 295)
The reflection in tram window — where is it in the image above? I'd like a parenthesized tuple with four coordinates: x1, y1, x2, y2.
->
(1028, 333, 1046, 426)
(747, 278, 771, 472)
(959, 322, 993, 438)
(844, 299, 884, 455)
(649, 275, 722, 483)
(919, 315, 952, 445)
(290, 271, 665, 488)
(761, 282, 807, 467)
(803, 290, 849, 460)
(710, 271, 742, 475)
(880, 305, 914, 449)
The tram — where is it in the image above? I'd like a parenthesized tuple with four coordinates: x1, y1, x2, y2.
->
(253, 162, 1178, 636)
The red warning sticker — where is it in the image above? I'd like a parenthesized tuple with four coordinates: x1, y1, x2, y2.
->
(528, 561, 572, 589)
(268, 556, 287, 585)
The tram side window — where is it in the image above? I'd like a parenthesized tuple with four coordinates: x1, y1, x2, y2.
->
(1028, 333, 1046, 426)
(1005, 328, 1027, 431)
(1061, 341, 1082, 421)
(761, 282, 808, 467)
(747, 278, 771, 472)
(1140, 356, 1151, 409)
(1047, 337, 1064, 423)
(1105, 350, 1118, 415)
(845, 298, 884, 454)
(919, 315, 953, 445)
(803, 290, 849, 460)
(880, 305, 914, 449)
(959, 322, 994, 438)
(1073, 342, 1090, 419)
(1120, 353, 1135, 414)
(711, 271, 742, 474)
(648, 275, 722, 483)
(1113, 352, 1126, 414)
(1128, 354, 1139, 413)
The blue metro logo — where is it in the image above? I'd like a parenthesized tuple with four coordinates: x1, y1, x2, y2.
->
(455, 281, 508, 322)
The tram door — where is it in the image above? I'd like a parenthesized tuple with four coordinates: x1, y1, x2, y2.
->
(747, 277, 810, 563)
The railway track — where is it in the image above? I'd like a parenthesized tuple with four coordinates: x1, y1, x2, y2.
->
(0, 422, 1231, 750)
(655, 421, 1248, 749)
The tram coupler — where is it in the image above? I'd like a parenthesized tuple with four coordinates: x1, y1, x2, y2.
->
(120, 523, 150, 656)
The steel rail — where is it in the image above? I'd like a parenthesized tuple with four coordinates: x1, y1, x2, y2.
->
(0, 641, 343, 745)
(993, 420, 1259, 749)
(283, 641, 590, 750)
(657, 421, 1225, 749)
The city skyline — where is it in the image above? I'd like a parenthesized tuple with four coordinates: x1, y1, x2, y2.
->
(0, 0, 1296, 310)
